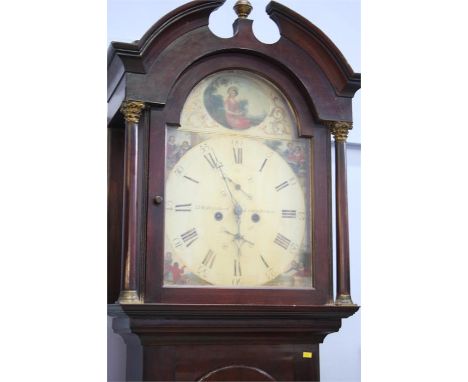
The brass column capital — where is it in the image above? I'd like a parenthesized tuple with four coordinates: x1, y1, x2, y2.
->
(325, 121, 353, 142)
(120, 100, 146, 124)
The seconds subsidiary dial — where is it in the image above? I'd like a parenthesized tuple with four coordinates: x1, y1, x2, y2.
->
(165, 135, 306, 287)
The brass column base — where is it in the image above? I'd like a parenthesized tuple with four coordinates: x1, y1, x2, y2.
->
(117, 290, 140, 304)
(335, 294, 355, 306)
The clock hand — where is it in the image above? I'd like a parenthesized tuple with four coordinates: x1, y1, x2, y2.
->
(223, 229, 237, 238)
(225, 176, 252, 200)
(212, 157, 252, 252)
(234, 202, 242, 241)
(239, 236, 254, 247)
(216, 163, 239, 208)
(229, 190, 257, 249)
(223, 230, 255, 247)
(235, 240, 241, 257)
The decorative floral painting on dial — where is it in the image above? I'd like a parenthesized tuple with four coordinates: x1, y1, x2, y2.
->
(163, 70, 313, 289)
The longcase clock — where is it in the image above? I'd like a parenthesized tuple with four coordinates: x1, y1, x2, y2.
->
(107, 1, 360, 381)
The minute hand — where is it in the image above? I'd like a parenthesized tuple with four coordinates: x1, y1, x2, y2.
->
(217, 164, 238, 207)
(212, 153, 244, 240)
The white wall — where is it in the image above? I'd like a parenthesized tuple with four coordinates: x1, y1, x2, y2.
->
(108, 1, 361, 381)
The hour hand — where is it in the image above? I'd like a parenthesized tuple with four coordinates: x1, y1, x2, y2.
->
(225, 176, 252, 200)
(223, 229, 254, 247)
(223, 229, 240, 241)
(223, 229, 236, 238)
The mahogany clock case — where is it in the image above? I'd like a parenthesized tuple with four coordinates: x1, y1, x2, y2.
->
(108, 1, 360, 381)
(107, 0, 360, 308)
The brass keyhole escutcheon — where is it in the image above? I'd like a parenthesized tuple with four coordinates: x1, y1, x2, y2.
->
(154, 196, 163, 205)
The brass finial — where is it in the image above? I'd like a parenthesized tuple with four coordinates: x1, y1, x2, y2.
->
(234, 0, 253, 19)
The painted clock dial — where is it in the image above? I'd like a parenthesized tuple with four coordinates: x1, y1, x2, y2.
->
(163, 70, 313, 288)
(165, 135, 306, 286)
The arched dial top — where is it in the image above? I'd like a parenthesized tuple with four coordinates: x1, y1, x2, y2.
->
(180, 70, 298, 140)
(163, 70, 312, 289)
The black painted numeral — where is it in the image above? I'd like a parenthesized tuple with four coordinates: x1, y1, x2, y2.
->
(181, 228, 198, 247)
(234, 259, 242, 277)
(198, 249, 216, 277)
(173, 238, 183, 248)
(261, 254, 275, 280)
(204, 153, 222, 169)
(183, 175, 199, 184)
(274, 233, 291, 250)
(233, 147, 243, 164)
(259, 158, 268, 172)
(275, 181, 289, 192)
(232, 258, 242, 285)
(202, 250, 216, 269)
(175, 203, 192, 212)
(260, 255, 270, 268)
(282, 209, 296, 218)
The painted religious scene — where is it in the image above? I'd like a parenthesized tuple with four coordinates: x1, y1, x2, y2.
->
(163, 70, 313, 289)
(180, 70, 296, 138)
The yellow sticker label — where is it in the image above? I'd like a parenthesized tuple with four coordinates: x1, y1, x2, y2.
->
(303, 352, 313, 358)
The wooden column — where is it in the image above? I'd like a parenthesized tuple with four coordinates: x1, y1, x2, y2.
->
(327, 121, 354, 305)
(118, 100, 146, 304)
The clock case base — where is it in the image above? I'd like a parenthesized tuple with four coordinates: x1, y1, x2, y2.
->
(108, 304, 358, 381)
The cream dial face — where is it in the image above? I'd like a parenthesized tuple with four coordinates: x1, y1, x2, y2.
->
(165, 135, 306, 287)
